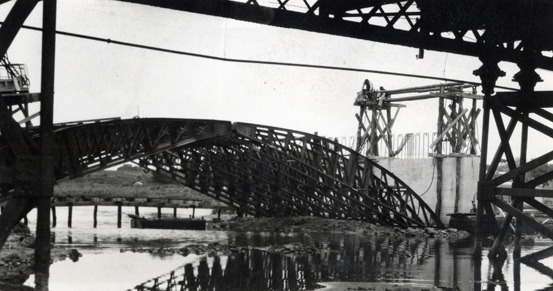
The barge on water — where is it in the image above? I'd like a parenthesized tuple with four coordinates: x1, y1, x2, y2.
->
(127, 214, 207, 230)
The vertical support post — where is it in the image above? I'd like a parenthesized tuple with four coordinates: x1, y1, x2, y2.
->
(157, 206, 162, 219)
(135, 206, 139, 216)
(67, 204, 72, 228)
(472, 52, 505, 259)
(93, 205, 98, 228)
(173, 207, 177, 218)
(23, 215, 28, 226)
(435, 96, 444, 218)
(471, 98, 478, 155)
(36, 0, 56, 289)
(218, 209, 221, 219)
(474, 92, 490, 259)
(117, 204, 122, 228)
(369, 106, 378, 156)
(356, 107, 365, 152)
(51, 206, 56, 228)
(516, 111, 529, 248)
(192, 206, 196, 218)
(437, 97, 444, 155)
(455, 157, 461, 213)
(435, 158, 442, 218)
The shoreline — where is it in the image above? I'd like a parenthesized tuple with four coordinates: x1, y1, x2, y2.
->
(0, 223, 82, 288)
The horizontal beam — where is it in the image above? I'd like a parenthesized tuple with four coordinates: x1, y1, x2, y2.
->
(2, 93, 41, 106)
(385, 92, 482, 102)
(496, 188, 553, 198)
(51, 201, 232, 209)
(494, 91, 553, 108)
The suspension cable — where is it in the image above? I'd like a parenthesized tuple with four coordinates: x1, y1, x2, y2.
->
(2, 22, 520, 91)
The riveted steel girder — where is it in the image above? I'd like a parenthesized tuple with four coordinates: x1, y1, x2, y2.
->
(119, 0, 553, 71)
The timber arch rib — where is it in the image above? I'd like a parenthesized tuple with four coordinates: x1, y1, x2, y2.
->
(0, 118, 444, 229)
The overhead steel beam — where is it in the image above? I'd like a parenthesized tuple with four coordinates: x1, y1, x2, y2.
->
(119, 0, 553, 71)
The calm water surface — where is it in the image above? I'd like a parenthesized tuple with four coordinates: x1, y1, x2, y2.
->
(19, 206, 553, 290)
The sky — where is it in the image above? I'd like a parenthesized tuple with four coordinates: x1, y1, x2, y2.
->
(3, 0, 553, 160)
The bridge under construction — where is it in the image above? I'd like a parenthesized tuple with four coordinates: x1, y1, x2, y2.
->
(2, 0, 553, 289)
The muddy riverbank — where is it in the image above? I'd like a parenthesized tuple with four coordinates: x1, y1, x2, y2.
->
(121, 216, 470, 257)
(1, 216, 469, 289)
(0, 223, 82, 289)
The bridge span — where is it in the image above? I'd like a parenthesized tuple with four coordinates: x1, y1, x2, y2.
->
(0, 118, 444, 241)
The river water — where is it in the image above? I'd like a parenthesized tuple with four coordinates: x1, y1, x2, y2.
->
(17, 206, 553, 290)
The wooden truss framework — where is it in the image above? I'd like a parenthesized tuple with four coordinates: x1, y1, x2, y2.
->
(473, 48, 553, 267)
(354, 79, 406, 157)
(477, 92, 553, 259)
(354, 80, 482, 157)
(432, 84, 481, 156)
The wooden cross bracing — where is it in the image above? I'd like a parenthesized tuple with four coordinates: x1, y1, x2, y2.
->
(478, 94, 553, 259)
(432, 95, 481, 156)
(355, 79, 406, 157)
(474, 51, 553, 264)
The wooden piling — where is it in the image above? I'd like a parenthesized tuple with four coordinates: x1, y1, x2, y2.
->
(117, 204, 122, 228)
(218, 209, 221, 219)
(192, 206, 195, 218)
(51, 206, 56, 227)
(68, 204, 72, 228)
(23, 215, 28, 226)
(454, 157, 461, 213)
(135, 206, 139, 216)
(435, 158, 443, 218)
(93, 205, 98, 228)
(173, 207, 177, 218)
(157, 206, 162, 219)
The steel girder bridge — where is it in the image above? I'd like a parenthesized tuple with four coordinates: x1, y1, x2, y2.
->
(0, 118, 444, 235)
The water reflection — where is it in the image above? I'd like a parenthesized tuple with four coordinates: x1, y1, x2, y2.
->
(130, 233, 476, 291)
(17, 208, 553, 290)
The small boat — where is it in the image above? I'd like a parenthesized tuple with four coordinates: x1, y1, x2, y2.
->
(127, 214, 206, 230)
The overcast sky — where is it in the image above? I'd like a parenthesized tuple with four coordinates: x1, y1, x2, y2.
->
(3, 0, 553, 159)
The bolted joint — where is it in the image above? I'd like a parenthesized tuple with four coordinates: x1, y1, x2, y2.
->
(477, 181, 496, 201)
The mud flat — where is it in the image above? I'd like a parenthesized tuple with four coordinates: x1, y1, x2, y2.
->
(122, 216, 471, 257)
(0, 223, 82, 289)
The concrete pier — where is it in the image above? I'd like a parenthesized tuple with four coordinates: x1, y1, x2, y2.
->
(375, 156, 479, 225)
